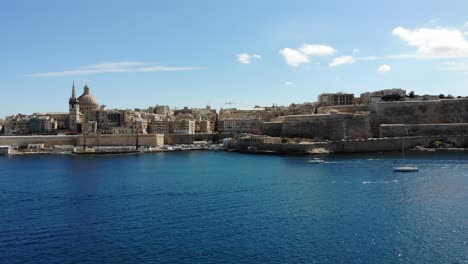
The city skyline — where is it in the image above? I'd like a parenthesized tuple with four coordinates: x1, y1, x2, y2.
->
(2, 0, 468, 117)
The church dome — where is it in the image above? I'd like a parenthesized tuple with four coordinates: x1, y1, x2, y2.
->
(77, 84, 99, 110)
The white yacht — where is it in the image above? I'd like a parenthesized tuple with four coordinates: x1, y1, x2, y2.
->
(393, 165, 418, 172)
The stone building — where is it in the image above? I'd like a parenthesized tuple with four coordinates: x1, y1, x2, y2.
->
(154, 105, 170, 116)
(82, 121, 98, 134)
(218, 118, 262, 134)
(149, 120, 171, 134)
(3, 115, 29, 135)
(27, 116, 57, 134)
(2, 114, 57, 135)
(45, 113, 69, 131)
(173, 120, 195, 134)
(318, 93, 354, 106)
(196, 120, 211, 133)
(360, 88, 406, 104)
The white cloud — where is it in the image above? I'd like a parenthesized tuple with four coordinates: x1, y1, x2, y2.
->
(279, 48, 310, 67)
(443, 61, 468, 71)
(284, 81, 294, 86)
(299, 44, 336, 56)
(236, 53, 261, 64)
(329, 56, 355, 67)
(392, 26, 468, 58)
(85, 62, 146, 69)
(377, 64, 392, 72)
(280, 44, 335, 67)
(29, 62, 200, 77)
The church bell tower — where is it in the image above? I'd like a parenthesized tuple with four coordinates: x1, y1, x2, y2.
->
(69, 81, 80, 131)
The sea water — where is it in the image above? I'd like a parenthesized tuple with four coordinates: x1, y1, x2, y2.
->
(0, 152, 467, 263)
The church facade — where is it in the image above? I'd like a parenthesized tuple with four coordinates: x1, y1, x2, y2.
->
(68, 82, 100, 132)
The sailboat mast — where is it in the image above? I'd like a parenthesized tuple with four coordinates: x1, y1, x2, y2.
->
(403, 126, 409, 159)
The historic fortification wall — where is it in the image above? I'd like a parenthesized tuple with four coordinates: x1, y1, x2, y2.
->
(262, 121, 283, 137)
(317, 105, 368, 114)
(0, 134, 218, 148)
(164, 133, 217, 145)
(369, 99, 468, 136)
(76, 134, 164, 147)
(281, 113, 371, 140)
(0, 135, 78, 147)
(330, 135, 468, 153)
(380, 123, 468, 137)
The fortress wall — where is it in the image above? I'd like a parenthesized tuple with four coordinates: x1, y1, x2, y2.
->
(164, 133, 217, 145)
(228, 135, 468, 154)
(281, 114, 371, 140)
(330, 135, 468, 153)
(0, 135, 78, 147)
(380, 123, 468, 137)
(345, 116, 372, 139)
(317, 105, 369, 114)
(262, 122, 283, 137)
(369, 99, 468, 135)
(76, 134, 164, 147)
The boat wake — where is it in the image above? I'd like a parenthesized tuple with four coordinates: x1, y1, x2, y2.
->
(362, 180, 398, 184)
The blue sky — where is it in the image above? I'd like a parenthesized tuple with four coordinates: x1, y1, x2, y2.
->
(2, 0, 468, 117)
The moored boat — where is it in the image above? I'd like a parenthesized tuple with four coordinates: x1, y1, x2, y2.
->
(393, 165, 418, 172)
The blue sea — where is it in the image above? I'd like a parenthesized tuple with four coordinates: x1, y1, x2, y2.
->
(0, 152, 467, 264)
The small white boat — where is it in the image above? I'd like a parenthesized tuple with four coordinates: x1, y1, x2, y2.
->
(393, 127, 419, 173)
(393, 165, 418, 172)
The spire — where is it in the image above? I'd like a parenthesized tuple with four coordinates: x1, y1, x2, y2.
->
(71, 81, 76, 99)
(69, 81, 78, 105)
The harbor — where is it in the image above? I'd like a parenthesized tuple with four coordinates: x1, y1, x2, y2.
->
(1, 151, 467, 263)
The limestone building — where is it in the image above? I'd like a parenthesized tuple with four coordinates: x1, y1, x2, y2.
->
(318, 93, 354, 106)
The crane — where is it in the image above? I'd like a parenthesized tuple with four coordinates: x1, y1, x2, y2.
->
(225, 101, 238, 108)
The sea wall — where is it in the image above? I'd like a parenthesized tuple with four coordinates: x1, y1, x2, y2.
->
(229, 141, 330, 155)
(164, 133, 218, 145)
(0, 135, 78, 147)
(380, 123, 468, 137)
(76, 134, 164, 147)
(281, 113, 371, 140)
(330, 135, 468, 153)
(228, 135, 468, 154)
